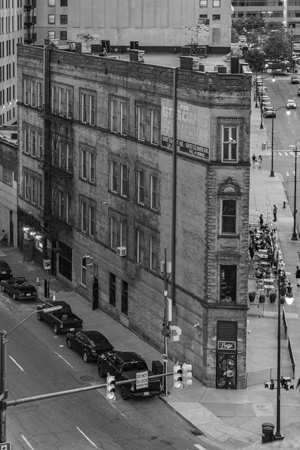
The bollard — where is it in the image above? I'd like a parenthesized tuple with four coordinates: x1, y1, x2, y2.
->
(283, 201, 286, 209)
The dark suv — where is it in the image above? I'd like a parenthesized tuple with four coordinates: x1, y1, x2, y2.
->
(0, 259, 12, 280)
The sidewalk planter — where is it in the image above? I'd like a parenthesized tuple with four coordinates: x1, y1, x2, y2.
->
(249, 291, 256, 302)
(270, 292, 277, 303)
(259, 294, 265, 303)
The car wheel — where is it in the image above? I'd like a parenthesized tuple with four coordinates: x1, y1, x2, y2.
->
(53, 323, 59, 334)
(83, 351, 89, 363)
(98, 362, 106, 378)
(37, 312, 43, 321)
(1, 285, 4, 292)
(120, 385, 130, 401)
(66, 338, 72, 349)
(12, 293, 16, 300)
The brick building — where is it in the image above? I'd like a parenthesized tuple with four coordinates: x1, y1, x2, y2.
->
(17, 43, 251, 389)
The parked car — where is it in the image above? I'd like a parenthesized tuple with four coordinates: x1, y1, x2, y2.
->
(261, 100, 271, 108)
(37, 300, 83, 334)
(297, 87, 300, 96)
(291, 75, 300, 83)
(1, 276, 38, 300)
(286, 99, 297, 109)
(98, 351, 162, 400)
(0, 259, 13, 281)
(66, 330, 114, 362)
(263, 107, 276, 118)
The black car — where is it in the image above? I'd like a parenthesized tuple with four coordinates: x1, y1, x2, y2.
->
(1, 276, 38, 300)
(0, 259, 12, 281)
(66, 330, 114, 362)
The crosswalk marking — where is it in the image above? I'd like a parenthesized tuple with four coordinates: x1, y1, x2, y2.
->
(278, 152, 282, 156)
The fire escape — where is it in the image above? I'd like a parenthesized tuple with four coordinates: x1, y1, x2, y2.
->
(24, 0, 37, 44)
(38, 44, 73, 243)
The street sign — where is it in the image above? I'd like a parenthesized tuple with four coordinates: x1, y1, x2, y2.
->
(0, 443, 11, 450)
(136, 371, 148, 390)
(43, 259, 51, 270)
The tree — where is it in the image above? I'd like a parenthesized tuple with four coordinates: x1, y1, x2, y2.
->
(263, 30, 292, 63)
(232, 17, 266, 35)
(247, 48, 265, 72)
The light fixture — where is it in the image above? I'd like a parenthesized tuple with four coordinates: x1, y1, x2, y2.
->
(23, 227, 30, 232)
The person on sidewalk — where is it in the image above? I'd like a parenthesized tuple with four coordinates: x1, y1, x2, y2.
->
(273, 205, 277, 222)
(295, 266, 300, 286)
(258, 155, 262, 168)
(259, 214, 264, 228)
(252, 154, 257, 166)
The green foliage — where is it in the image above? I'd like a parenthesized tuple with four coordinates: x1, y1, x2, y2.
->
(232, 17, 266, 35)
(247, 48, 265, 71)
(231, 28, 239, 43)
(263, 30, 292, 62)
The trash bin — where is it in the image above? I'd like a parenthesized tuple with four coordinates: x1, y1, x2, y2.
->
(262, 142, 267, 151)
(262, 423, 274, 443)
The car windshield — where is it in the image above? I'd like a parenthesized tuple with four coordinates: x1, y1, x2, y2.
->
(19, 286, 35, 292)
(90, 336, 109, 348)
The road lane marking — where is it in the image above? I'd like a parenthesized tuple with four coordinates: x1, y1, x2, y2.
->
(278, 152, 282, 156)
(285, 152, 289, 156)
(194, 445, 206, 450)
(21, 434, 35, 450)
(54, 351, 73, 368)
(76, 426, 99, 449)
(89, 381, 127, 418)
(9, 355, 26, 373)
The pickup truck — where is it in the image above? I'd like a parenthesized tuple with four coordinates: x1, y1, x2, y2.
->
(98, 351, 162, 400)
(37, 300, 83, 334)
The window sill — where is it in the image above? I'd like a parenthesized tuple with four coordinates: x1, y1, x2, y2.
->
(218, 234, 240, 239)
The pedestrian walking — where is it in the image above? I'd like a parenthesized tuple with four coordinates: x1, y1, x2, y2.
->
(249, 244, 255, 262)
(273, 205, 277, 222)
(252, 154, 257, 166)
(295, 265, 300, 286)
(258, 155, 262, 169)
(259, 214, 264, 228)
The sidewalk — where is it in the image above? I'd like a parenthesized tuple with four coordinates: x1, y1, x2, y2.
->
(4, 97, 300, 448)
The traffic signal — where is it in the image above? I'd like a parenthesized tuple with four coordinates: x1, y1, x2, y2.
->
(182, 363, 193, 387)
(280, 376, 294, 390)
(173, 363, 183, 389)
(264, 379, 274, 390)
(106, 373, 116, 400)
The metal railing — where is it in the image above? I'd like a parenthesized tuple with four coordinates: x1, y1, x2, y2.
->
(247, 364, 294, 387)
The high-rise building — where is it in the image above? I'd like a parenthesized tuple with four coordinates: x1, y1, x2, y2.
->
(0, 0, 24, 125)
(17, 43, 251, 388)
(35, 0, 231, 53)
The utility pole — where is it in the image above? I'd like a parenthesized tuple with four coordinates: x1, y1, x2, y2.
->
(162, 248, 170, 396)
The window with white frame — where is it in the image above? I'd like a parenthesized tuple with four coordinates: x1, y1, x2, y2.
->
(111, 99, 118, 132)
(37, 180, 43, 207)
(80, 198, 96, 237)
(111, 161, 118, 193)
(81, 257, 87, 286)
(31, 130, 36, 157)
(38, 134, 43, 159)
(81, 148, 94, 182)
(23, 78, 29, 105)
(30, 81, 35, 106)
(150, 109, 159, 145)
(37, 82, 42, 109)
(51, 86, 56, 112)
(120, 101, 127, 135)
(150, 235, 158, 272)
(121, 164, 129, 198)
(24, 172, 42, 206)
(110, 217, 118, 249)
(58, 141, 72, 173)
(223, 126, 237, 162)
(48, 14, 55, 24)
(213, 0, 221, 6)
(150, 175, 159, 210)
(136, 228, 145, 264)
(221, 199, 237, 234)
(58, 190, 64, 219)
(137, 170, 145, 204)
(24, 128, 29, 154)
(80, 91, 96, 125)
(66, 89, 72, 117)
(200, 0, 208, 6)
(58, 87, 63, 113)
(120, 220, 127, 248)
(137, 106, 146, 140)
(66, 194, 72, 224)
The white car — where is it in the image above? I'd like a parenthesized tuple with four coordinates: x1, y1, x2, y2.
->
(286, 99, 297, 109)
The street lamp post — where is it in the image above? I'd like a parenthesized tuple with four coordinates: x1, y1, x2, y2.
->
(270, 106, 291, 177)
(0, 305, 62, 443)
(255, 71, 258, 108)
(292, 145, 299, 240)
(275, 271, 294, 441)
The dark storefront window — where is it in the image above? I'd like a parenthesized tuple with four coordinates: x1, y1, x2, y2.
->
(221, 199, 236, 234)
(109, 272, 116, 307)
(121, 280, 128, 315)
(220, 265, 237, 302)
(216, 321, 237, 389)
(58, 242, 72, 281)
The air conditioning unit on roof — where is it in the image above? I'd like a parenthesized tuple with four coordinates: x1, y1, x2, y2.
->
(116, 246, 127, 257)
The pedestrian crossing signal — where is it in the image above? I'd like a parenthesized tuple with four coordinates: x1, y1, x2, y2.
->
(173, 363, 183, 389)
(106, 373, 116, 400)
